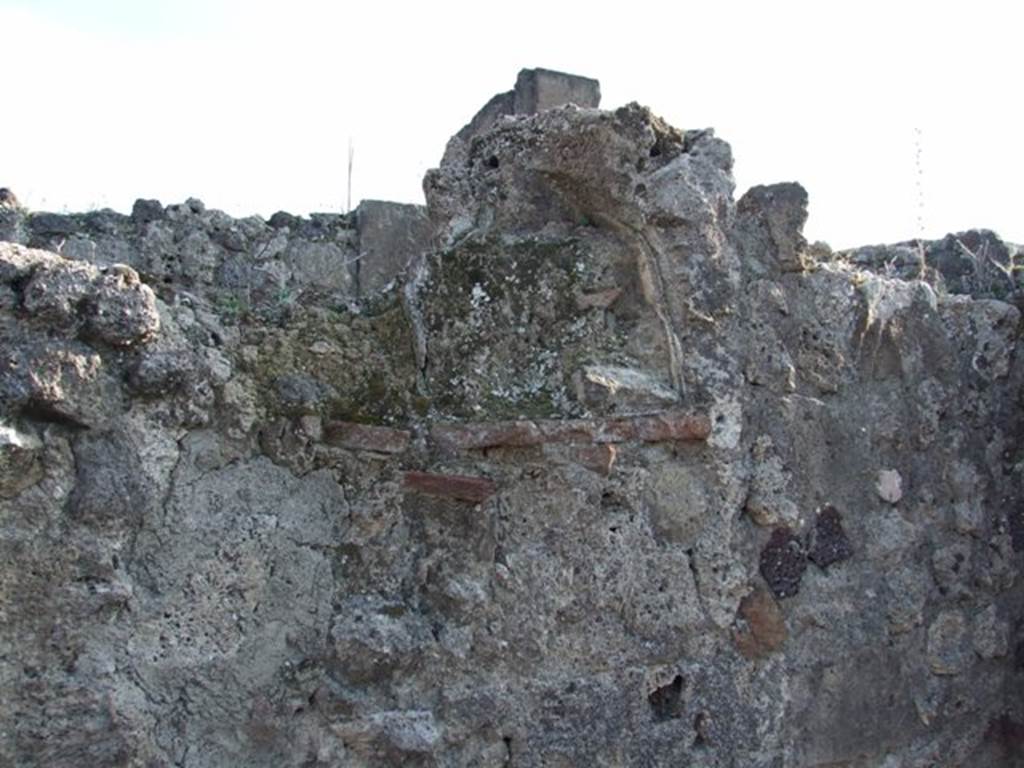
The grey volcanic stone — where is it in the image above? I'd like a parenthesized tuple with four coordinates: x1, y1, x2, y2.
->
(0, 423, 43, 498)
(29, 211, 77, 236)
(131, 198, 165, 224)
(273, 373, 335, 415)
(433, 67, 604, 194)
(355, 200, 431, 295)
(735, 182, 810, 274)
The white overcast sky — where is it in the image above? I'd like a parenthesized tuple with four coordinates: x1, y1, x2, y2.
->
(1, 0, 1019, 249)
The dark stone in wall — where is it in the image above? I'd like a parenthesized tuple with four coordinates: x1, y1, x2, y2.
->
(760, 527, 808, 598)
(806, 505, 853, 569)
(131, 198, 165, 224)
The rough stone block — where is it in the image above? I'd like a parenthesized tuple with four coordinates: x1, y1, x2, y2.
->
(273, 374, 335, 416)
(355, 200, 431, 295)
(282, 239, 357, 297)
(131, 198, 164, 224)
(735, 182, 809, 273)
(543, 443, 618, 475)
(927, 610, 969, 675)
(434, 68, 602, 180)
(0, 423, 43, 498)
(573, 364, 678, 414)
(28, 212, 77, 236)
(0, 206, 26, 243)
(323, 420, 411, 454)
(600, 411, 711, 443)
(973, 605, 1009, 659)
(575, 287, 622, 310)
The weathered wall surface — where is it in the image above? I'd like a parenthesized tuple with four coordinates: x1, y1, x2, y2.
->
(1, 69, 1023, 767)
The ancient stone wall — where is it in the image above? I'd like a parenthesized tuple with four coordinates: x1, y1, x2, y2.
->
(1, 69, 1023, 767)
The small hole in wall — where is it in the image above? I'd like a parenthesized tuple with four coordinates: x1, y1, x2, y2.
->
(693, 711, 711, 747)
(486, 155, 500, 169)
(648, 674, 685, 721)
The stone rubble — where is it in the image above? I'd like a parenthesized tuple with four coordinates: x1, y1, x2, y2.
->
(1, 68, 1023, 766)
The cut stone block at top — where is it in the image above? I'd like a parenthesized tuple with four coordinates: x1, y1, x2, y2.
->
(512, 67, 601, 114)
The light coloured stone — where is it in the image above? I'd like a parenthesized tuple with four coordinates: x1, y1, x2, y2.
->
(876, 468, 903, 504)
(972, 604, 1009, 659)
(574, 364, 678, 413)
(0, 424, 43, 497)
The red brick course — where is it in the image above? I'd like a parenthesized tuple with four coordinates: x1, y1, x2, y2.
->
(403, 471, 497, 503)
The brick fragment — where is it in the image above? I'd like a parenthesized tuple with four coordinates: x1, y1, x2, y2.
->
(537, 421, 597, 444)
(733, 586, 788, 659)
(431, 421, 544, 451)
(323, 421, 411, 454)
(596, 412, 711, 443)
(403, 471, 497, 503)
